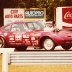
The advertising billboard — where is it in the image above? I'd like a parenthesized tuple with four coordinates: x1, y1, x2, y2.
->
(25, 9, 44, 18)
(4, 8, 24, 25)
(62, 8, 72, 24)
(56, 7, 72, 30)
(4, 8, 46, 25)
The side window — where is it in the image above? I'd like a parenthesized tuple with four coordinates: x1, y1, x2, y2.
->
(11, 24, 27, 32)
(23, 24, 28, 31)
(11, 24, 20, 32)
(33, 22, 41, 30)
(27, 22, 34, 30)
(4, 25, 11, 32)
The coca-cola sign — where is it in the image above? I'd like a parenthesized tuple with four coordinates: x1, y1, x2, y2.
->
(62, 8, 72, 24)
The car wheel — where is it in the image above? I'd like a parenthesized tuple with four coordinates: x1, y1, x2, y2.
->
(16, 46, 27, 51)
(42, 38, 55, 50)
(62, 45, 71, 50)
(0, 37, 5, 48)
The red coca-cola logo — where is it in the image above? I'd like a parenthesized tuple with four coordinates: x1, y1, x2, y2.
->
(64, 11, 72, 19)
(62, 8, 72, 24)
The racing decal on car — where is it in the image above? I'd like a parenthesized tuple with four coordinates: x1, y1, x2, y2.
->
(23, 35, 29, 38)
(31, 37, 35, 40)
(4, 33, 8, 36)
(24, 38, 31, 45)
(15, 35, 22, 41)
(30, 36, 39, 45)
(9, 41, 15, 42)
(25, 41, 31, 45)
(9, 37, 14, 40)
(9, 35, 15, 42)
(9, 35, 14, 40)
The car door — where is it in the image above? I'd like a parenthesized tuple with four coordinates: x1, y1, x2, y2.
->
(25, 22, 43, 46)
(4, 23, 24, 45)
(29, 30, 43, 46)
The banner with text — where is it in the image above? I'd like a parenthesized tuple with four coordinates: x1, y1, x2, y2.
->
(4, 8, 46, 25)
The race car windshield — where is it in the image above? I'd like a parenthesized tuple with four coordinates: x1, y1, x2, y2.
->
(26, 22, 44, 31)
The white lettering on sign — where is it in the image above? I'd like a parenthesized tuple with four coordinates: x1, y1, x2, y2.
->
(25, 11, 44, 16)
(25, 10, 44, 18)
(64, 11, 72, 19)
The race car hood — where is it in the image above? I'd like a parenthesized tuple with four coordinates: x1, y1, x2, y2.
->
(55, 30, 72, 40)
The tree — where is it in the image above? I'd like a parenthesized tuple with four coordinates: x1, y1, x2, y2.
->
(0, 0, 72, 26)
(0, 0, 17, 26)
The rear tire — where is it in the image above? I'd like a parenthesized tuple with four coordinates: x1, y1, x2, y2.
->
(42, 38, 55, 50)
(0, 37, 5, 48)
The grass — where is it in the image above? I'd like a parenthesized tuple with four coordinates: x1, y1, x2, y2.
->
(0, 54, 72, 72)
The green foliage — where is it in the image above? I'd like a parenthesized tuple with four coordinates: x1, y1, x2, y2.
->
(0, 0, 72, 26)
(17, 0, 72, 21)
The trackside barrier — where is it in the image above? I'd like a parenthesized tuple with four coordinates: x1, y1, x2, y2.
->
(10, 51, 72, 65)
(0, 48, 15, 72)
(1, 49, 72, 72)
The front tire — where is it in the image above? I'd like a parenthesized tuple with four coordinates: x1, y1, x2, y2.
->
(62, 45, 71, 51)
(42, 38, 55, 50)
(0, 37, 5, 48)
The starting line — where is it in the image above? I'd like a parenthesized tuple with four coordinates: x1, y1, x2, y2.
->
(0, 48, 72, 72)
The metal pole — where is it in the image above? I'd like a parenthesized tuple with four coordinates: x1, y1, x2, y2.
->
(2, 53, 9, 72)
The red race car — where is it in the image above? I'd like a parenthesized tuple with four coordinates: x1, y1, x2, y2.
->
(0, 21, 72, 51)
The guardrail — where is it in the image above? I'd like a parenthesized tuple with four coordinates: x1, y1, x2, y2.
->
(0, 48, 72, 72)
(10, 51, 72, 65)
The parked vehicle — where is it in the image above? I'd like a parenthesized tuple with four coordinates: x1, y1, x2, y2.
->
(0, 21, 72, 51)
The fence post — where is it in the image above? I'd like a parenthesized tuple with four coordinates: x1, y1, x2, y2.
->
(2, 52, 9, 72)
(0, 48, 15, 72)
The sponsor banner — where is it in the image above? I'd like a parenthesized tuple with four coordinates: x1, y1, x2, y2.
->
(4, 9, 24, 19)
(4, 8, 46, 25)
(4, 8, 24, 25)
(56, 7, 72, 30)
(62, 8, 72, 24)
(25, 10, 44, 18)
